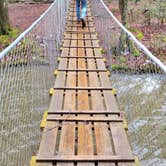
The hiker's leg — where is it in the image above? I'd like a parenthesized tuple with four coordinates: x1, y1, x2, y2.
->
(81, 0, 87, 19)
(76, 0, 81, 21)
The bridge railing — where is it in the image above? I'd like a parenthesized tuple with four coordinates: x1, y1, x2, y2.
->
(91, 0, 166, 74)
(90, 0, 166, 165)
(0, 0, 69, 165)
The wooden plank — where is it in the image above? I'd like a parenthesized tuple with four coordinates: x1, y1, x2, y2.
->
(96, 58, 119, 111)
(96, 56, 134, 166)
(57, 5, 76, 166)
(85, 39, 100, 48)
(63, 58, 76, 110)
(50, 65, 66, 110)
(77, 32, 94, 166)
(77, 123, 94, 166)
(66, 20, 93, 23)
(87, 53, 115, 166)
(53, 87, 113, 90)
(61, 48, 70, 57)
(63, 34, 71, 40)
(63, 38, 97, 41)
(66, 21, 94, 26)
(57, 58, 76, 166)
(66, 25, 94, 28)
(37, 45, 69, 166)
(47, 115, 123, 122)
(90, 34, 98, 40)
(60, 56, 103, 59)
(66, 27, 95, 32)
(37, 155, 135, 162)
(49, 59, 67, 112)
(92, 40, 100, 47)
(66, 26, 94, 32)
(63, 40, 70, 48)
(37, 122, 57, 166)
(37, 59, 68, 165)
(77, 38, 89, 109)
(57, 69, 107, 72)
(63, 45, 99, 48)
(66, 24, 94, 28)
(110, 123, 134, 166)
(56, 123, 75, 166)
(47, 110, 122, 115)
(93, 48, 103, 58)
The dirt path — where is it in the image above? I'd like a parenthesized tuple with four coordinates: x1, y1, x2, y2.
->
(8, 3, 50, 31)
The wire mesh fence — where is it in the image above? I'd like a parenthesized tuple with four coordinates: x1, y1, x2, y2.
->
(90, 0, 166, 165)
(0, 0, 69, 165)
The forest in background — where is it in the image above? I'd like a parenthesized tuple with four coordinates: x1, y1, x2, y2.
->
(106, 0, 166, 63)
(0, 0, 165, 63)
(0, 0, 50, 51)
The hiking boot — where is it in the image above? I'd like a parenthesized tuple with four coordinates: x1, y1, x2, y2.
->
(81, 18, 86, 28)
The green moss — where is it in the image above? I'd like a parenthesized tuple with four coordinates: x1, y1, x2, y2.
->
(132, 47, 140, 57)
(119, 56, 126, 63)
(136, 31, 144, 40)
(111, 8, 119, 13)
(129, 28, 144, 40)
(100, 49, 107, 54)
(0, 28, 20, 47)
(111, 64, 129, 71)
(129, 28, 138, 33)
(0, 35, 10, 45)
(111, 64, 120, 70)
(162, 37, 166, 42)
(9, 28, 20, 38)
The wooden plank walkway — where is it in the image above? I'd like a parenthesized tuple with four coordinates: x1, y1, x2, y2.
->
(34, 0, 136, 165)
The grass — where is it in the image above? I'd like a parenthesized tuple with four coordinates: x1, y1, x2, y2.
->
(111, 63, 129, 71)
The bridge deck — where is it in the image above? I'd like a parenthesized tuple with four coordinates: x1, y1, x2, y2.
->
(35, 1, 135, 166)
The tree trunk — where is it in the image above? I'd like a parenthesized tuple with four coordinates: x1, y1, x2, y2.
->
(119, 0, 128, 26)
(118, 0, 128, 55)
(0, 0, 10, 35)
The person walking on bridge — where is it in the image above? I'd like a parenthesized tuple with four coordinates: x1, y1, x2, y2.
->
(76, 0, 87, 28)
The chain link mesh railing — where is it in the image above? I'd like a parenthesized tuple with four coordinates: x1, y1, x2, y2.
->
(0, 0, 69, 165)
(90, 0, 166, 165)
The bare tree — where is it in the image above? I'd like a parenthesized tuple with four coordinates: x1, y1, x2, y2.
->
(117, 0, 128, 55)
(119, 0, 128, 26)
(0, 0, 10, 35)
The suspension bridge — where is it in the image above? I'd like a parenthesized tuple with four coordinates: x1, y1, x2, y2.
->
(0, 0, 166, 166)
